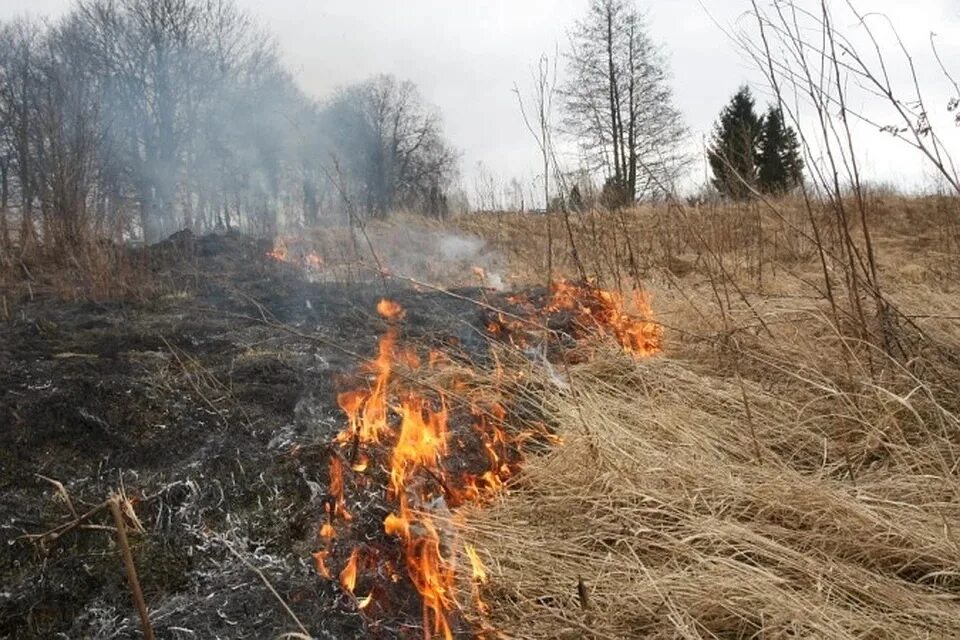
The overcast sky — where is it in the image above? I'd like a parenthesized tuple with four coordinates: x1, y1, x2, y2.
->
(3, 0, 959, 197)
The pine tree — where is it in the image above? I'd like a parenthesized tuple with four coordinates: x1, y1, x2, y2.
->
(758, 106, 804, 194)
(708, 86, 764, 200)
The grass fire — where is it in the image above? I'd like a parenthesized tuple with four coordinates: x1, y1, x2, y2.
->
(2, 1, 960, 639)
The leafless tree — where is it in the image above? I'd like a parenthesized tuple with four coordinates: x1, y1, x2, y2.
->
(321, 74, 458, 220)
(0, 0, 460, 252)
(0, 20, 44, 253)
(562, 0, 690, 204)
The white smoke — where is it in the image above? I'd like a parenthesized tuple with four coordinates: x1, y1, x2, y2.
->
(363, 226, 507, 290)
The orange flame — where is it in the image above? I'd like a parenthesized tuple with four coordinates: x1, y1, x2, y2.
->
(317, 286, 659, 637)
(389, 397, 448, 497)
(340, 548, 361, 593)
(548, 280, 662, 357)
(336, 327, 396, 445)
(312, 550, 332, 578)
(377, 298, 406, 321)
(464, 543, 490, 616)
(464, 544, 487, 583)
(488, 280, 662, 357)
(267, 237, 289, 262)
(328, 456, 352, 521)
(266, 237, 326, 272)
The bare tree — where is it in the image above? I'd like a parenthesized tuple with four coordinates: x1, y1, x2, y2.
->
(0, 20, 44, 252)
(563, 0, 689, 204)
(322, 74, 458, 219)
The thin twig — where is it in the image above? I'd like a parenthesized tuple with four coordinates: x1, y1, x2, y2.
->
(213, 532, 311, 637)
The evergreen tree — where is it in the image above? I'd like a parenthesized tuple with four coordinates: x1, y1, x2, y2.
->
(708, 86, 764, 200)
(758, 106, 804, 194)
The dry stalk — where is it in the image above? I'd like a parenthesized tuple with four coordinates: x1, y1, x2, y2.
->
(108, 495, 156, 640)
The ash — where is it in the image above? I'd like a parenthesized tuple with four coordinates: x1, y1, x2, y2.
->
(0, 231, 519, 639)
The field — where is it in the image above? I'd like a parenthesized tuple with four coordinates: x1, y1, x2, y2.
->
(456, 196, 960, 638)
(2, 195, 959, 639)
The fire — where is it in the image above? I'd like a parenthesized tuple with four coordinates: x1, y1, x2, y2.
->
(317, 298, 515, 637)
(328, 456, 352, 520)
(265, 236, 325, 271)
(488, 279, 663, 357)
(464, 544, 487, 583)
(336, 325, 396, 445)
(464, 543, 490, 616)
(388, 397, 448, 497)
(314, 287, 662, 637)
(340, 547, 361, 593)
(548, 280, 662, 357)
(312, 550, 331, 578)
(377, 298, 406, 321)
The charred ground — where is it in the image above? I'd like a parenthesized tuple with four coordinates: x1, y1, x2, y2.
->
(0, 231, 510, 639)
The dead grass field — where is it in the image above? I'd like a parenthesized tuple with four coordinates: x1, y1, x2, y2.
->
(447, 195, 960, 639)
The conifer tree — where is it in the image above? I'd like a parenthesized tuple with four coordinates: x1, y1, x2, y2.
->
(758, 106, 804, 194)
(708, 86, 764, 199)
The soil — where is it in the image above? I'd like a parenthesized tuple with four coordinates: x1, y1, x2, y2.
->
(0, 231, 502, 639)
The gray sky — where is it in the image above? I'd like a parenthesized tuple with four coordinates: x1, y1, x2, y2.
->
(3, 0, 959, 197)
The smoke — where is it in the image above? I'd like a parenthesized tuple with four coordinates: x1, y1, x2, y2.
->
(437, 234, 484, 261)
(362, 226, 507, 291)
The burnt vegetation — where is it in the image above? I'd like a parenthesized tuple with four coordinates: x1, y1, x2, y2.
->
(3, 1, 960, 640)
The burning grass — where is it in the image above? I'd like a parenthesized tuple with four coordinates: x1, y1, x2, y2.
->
(451, 283, 960, 638)
(312, 282, 660, 637)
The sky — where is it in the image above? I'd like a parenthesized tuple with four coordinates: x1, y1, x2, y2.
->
(3, 0, 959, 199)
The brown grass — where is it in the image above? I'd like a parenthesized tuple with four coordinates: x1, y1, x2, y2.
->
(446, 195, 960, 639)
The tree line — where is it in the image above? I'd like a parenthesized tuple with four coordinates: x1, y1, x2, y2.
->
(0, 0, 806, 255)
(0, 0, 458, 252)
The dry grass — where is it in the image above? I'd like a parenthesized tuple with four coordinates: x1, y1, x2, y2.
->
(0, 236, 162, 311)
(461, 338, 960, 638)
(447, 195, 960, 639)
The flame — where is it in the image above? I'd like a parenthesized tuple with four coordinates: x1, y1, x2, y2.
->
(377, 298, 406, 321)
(328, 456, 352, 521)
(314, 286, 660, 637)
(389, 397, 448, 497)
(312, 550, 331, 578)
(548, 280, 662, 356)
(351, 454, 369, 473)
(340, 548, 361, 593)
(336, 326, 396, 445)
(488, 280, 662, 357)
(267, 237, 288, 262)
(464, 544, 487, 583)
(265, 237, 326, 271)
(464, 543, 491, 616)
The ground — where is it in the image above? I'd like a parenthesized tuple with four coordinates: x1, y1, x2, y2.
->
(0, 231, 498, 639)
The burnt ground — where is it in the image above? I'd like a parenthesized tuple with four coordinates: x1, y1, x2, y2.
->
(0, 231, 504, 639)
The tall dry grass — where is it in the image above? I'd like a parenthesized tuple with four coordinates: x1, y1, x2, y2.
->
(444, 195, 960, 638)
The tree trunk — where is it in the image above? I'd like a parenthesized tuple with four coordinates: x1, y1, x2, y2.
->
(605, 8, 622, 186)
(0, 159, 9, 254)
(625, 21, 638, 201)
